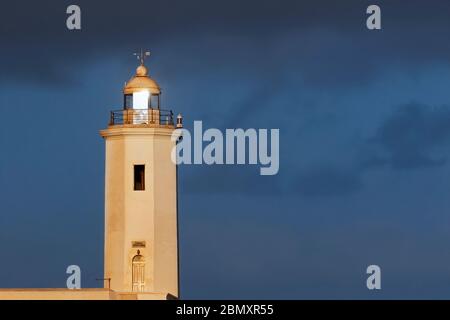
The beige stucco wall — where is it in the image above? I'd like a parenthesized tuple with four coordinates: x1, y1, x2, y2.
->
(0, 289, 113, 300)
(0, 289, 170, 300)
(100, 126, 178, 298)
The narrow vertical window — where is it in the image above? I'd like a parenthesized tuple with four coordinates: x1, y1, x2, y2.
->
(134, 165, 145, 190)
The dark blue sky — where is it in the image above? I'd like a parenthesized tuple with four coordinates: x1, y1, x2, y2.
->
(2, 0, 450, 298)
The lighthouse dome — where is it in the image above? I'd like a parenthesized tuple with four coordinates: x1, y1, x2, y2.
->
(123, 65, 161, 95)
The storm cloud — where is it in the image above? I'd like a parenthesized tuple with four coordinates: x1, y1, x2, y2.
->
(3, 0, 450, 87)
(363, 103, 450, 170)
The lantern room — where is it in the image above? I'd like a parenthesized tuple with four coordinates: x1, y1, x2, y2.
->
(123, 64, 161, 110)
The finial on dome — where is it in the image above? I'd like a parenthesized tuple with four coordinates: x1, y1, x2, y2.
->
(136, 65, 148, 76)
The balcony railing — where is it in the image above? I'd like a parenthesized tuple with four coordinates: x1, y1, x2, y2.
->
(109, 108, 174, 126)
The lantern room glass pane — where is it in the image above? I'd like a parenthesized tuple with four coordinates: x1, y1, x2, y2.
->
(150, 95, 159, 109)
(133, 91, 150, 110)
(124, 94, 133, 109)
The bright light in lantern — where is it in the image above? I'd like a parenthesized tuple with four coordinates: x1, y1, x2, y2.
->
(133, 90, 150, 110)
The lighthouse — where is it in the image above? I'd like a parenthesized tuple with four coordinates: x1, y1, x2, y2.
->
(100, 51, 180, 299)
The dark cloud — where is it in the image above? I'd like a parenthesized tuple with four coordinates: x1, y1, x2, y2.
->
(286, 102, 450, 197)
(363, 103, 450, 170)
(3, 0, 450, 87)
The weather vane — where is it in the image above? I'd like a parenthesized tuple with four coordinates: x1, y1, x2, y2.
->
(134, 49, 151, 65)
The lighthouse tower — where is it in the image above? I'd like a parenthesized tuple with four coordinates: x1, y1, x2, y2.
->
(100, 53, 180, 299)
